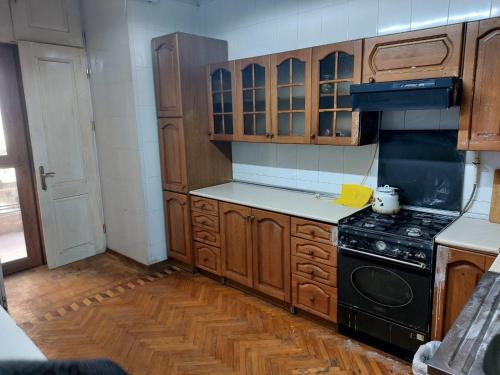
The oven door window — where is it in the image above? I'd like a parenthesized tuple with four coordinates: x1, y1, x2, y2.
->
(351, 266, 413, 307)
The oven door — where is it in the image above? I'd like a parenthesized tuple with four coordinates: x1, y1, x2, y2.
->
(338, 247, 432, 333)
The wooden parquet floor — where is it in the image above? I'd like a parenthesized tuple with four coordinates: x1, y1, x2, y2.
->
(5, 253, 412, 375)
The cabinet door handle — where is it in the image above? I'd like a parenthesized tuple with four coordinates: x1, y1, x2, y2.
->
(309, 296, 315, 304)
(310, 133, 316, 140)
(265, 132, 271, 138)
(203, 257, 209, 262)
(39, 166, 56, 191)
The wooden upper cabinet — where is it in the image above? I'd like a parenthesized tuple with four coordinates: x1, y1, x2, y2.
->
(207, 61, 235, 141)
(270, 49, 312, 144)
(252, 209, 291, 302)
(235, 56, 272, 142)
(10, 0, 83, 47)
(312, 40, 363, 145)
(458, 17, 500, 151)
(219, 202, 253, 287)
(152, 34, 183, 117)
(164, 192, 192, 266)
(432, 246, 496, 340)
(363, 24, 463, 83)
(158, 118, 187, 193)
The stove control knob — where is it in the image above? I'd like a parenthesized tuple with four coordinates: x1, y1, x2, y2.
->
(392, 248, 401, 256)
(403, 251, 411, 259)
(415, 251, 426, 260)
(349, 239, 358, 245)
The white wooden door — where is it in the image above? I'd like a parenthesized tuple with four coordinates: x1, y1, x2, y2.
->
(0, 0, 14, 43)
(11, 0, 83, 47)
(18, 41, 105, 268)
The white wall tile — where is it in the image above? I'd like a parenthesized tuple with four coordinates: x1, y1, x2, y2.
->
(448, 0, 492, 23)
(298, 9, 324, 47)
(274, 16, 299, 53)
(320, 2, 350, 44)
(348, 0, 379, 40)
(378, 0, 411, 35)
(492, 0, 500, 16)
(411, 0, 450, 30)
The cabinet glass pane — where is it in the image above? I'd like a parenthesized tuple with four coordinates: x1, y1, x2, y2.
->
(277, 59, 290, 85)
(222, 69, 231, 90)
(244, 114, 254, 135)
(292, 113, 305, 136)
(243, 90, 253, 112)
(292, 86, 305, 110)
(211, 69, 221, 91)
(254, 64, 265, 87)
(224, 115, 233, 134)
(337, 82, 351, 108)
(319, 112, 333, 137)
(320, 53, 336, 81)
(320, 83, 334, 95)
(242, 65, 253, 89)
(292, 59, 305, 84)
(212, 93, 222, 113)
(214, 115, 223, 134)
(255, 89, 265, 111)
(278, 113, 290, 135)
(336, 112, 352, 137)
(338, 52, 354, 79)
(223, 93, 232, 112)
(278, 87, 290, 111)
(319, 93, 334, 109)
(255, 114, 266, 135)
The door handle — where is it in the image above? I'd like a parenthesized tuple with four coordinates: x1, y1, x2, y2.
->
(39, 166, 56, 191)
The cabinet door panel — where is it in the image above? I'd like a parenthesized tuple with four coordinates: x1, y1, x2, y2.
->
(252, 209, 291, 302)
(312, 41, 362, 146)
(191, 211, 219, 232)
(164, 192, 192, 265)
(191, 196, 219, 216)
(291, 256, 336, 287)
(432, 246, 495, 340)
(158, 118, 187, 193)
(11, 0, 83, 47)
(363, 24, 463, 83)
(292, 274, 337, 322)
(207, 62, 235, 141)
(291, 217, 337, 245)
(271, 49, 312, 144)
(220, 202, 253, 287)
(459, 18, 500, 151)
(235, 56, 272, 142)
(152, 34, 183, 117)
(192, 226, 220, 247)
(194, 242, 221, 275)
(291, 237, 337, 267)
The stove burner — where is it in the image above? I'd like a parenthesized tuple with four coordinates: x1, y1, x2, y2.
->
(406, 227, 423, 237)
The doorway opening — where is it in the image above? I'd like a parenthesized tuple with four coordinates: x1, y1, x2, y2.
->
(0, 43, 43, 275)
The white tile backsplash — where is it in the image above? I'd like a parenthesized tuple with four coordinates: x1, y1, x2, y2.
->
(378, 0, 411, 35)
(411, 0, 450, 29)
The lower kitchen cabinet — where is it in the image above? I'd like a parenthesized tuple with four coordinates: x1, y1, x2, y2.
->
(164, 191, 193, 266)
(220, 202, 253, 287)
(292, 275, 338, 322)
(252, 209, 291, 302)
(432, 246, 496, 340)
(194, 242, 221, 275)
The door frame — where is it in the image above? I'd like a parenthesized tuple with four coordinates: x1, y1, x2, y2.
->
(0, 43, 44, 275)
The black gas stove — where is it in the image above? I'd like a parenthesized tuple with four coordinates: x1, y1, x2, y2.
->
(339, 208, 456, 270)
(337, 207, 457, 357)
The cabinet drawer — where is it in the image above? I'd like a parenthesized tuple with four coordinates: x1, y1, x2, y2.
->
(292, 275, 337, 322)
(291, 237, 337, 267)
(192, 226, 220, 247)
(191, 211, 219, 232)
(191, 196, 219, 216)
(291, 217, 337, 245)
(291, 256, 336, 287)
(194, 242, 221, 275)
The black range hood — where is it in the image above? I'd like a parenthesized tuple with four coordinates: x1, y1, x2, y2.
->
(350, 77, 461, 111)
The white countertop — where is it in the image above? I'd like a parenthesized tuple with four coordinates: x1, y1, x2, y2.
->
(436, 216, 500, 255)
(489, 255, 500, 273)
(190, 182, 365, 224)
(0, 308, 45, 360)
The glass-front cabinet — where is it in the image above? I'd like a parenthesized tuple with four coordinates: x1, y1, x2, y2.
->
(270, 49, 312, 143)
(312, 40, 362, 145)
(207, 62, 235, 141)
(235, 56, 271, 142)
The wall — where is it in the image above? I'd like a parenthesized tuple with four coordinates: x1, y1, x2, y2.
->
(81, 0, 202, 264)
(200, 0, 500, 219)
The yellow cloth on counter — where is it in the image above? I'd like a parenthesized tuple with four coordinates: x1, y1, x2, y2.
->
(332, 184, 373, 208)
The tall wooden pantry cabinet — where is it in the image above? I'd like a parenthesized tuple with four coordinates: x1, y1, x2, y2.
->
(152, 33, 232, 268)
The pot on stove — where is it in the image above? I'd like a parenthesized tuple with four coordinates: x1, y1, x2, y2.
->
(372, 185, 400, 214)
